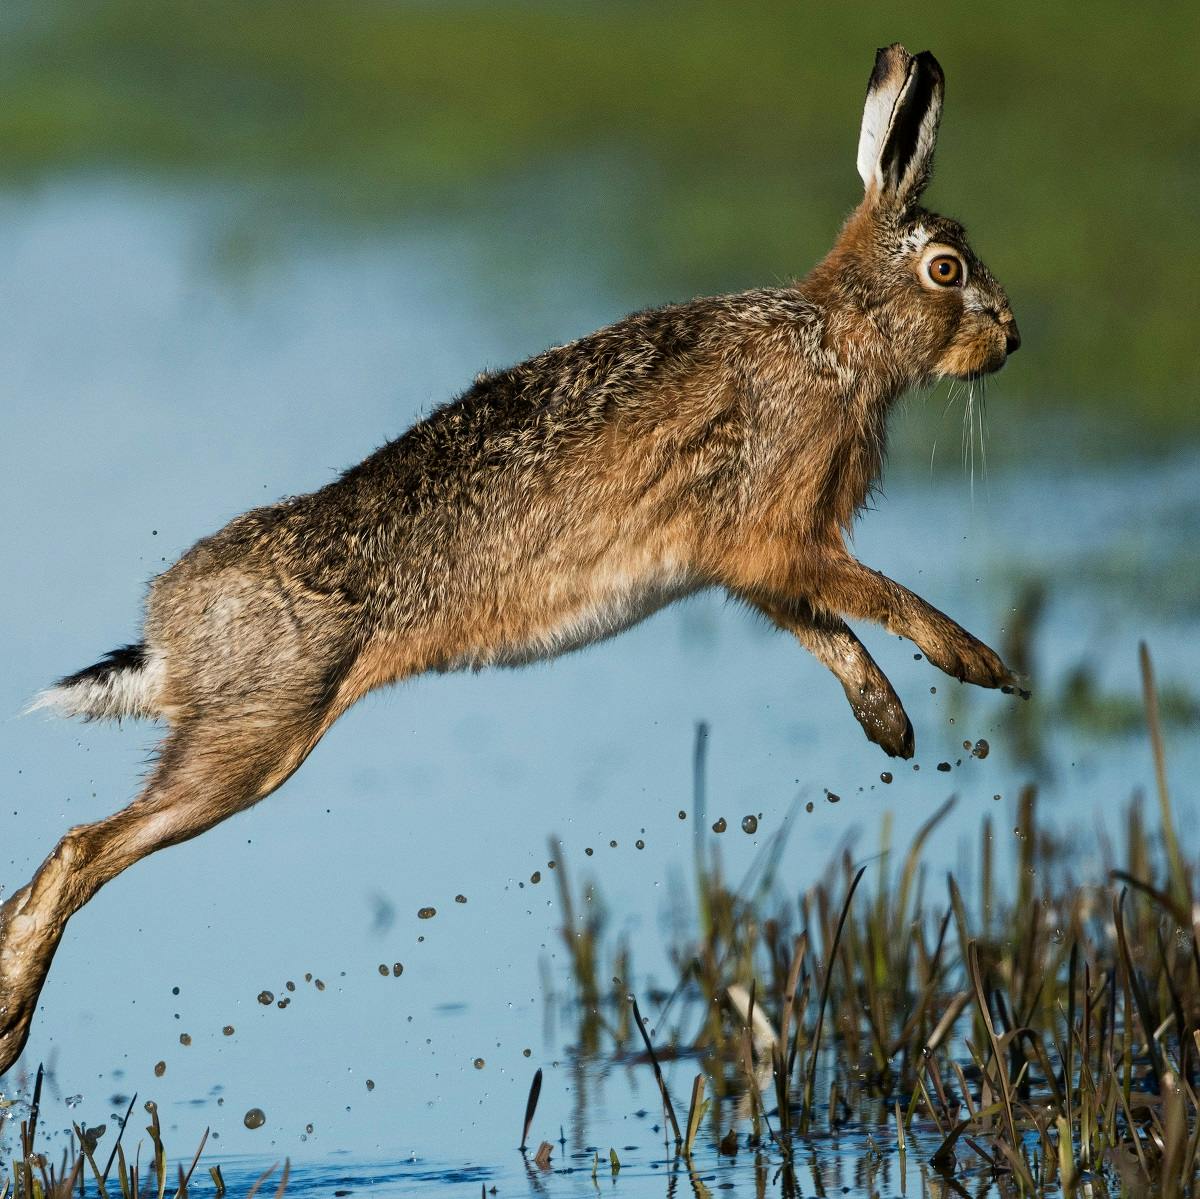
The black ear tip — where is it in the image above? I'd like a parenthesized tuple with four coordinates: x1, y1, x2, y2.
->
(914, 50, 945, 85)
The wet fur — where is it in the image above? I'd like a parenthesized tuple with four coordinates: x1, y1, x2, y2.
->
(2, 44, 1021, 1076)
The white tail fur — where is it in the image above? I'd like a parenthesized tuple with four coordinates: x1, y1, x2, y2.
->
(26, 643, 164, 722)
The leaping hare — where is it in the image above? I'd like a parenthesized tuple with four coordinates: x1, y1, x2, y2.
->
(1, 44, 1021, 1074)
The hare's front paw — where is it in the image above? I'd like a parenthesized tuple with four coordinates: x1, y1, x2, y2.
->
(926, 632, 1016, 691)
(848, 684, 915, 759)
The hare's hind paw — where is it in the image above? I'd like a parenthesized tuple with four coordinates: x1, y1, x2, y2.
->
(0, 885, 47, 1078)
(0, 1007, 34, 1080)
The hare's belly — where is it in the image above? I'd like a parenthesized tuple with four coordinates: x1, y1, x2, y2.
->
(452, 555, 698, 670)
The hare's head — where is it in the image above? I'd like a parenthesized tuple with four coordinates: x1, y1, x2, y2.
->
(814, 45, 1019, 384)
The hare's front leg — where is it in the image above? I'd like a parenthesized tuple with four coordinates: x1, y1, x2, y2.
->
(814, 557, 1017, 690)
(738, 592, 914, 758)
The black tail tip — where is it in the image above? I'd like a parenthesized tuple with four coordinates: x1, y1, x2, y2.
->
(59, 642, 147, 688)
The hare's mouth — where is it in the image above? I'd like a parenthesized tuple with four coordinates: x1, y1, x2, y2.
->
(937, 326, 1012, 381)
(960, 354, 1009, 381)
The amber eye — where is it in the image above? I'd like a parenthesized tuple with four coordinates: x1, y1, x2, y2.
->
(927, 254, 963, 287)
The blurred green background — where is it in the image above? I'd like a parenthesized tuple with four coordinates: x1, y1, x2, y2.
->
(3, 0, 1197, 448)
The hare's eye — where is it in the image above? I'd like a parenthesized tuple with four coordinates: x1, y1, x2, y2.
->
(927, 254, 963, 287)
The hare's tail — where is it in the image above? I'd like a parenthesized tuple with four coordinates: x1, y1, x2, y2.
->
(26, 643, 164, 722)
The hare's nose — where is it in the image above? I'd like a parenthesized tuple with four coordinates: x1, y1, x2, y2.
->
(1003, 318, 1021, 355)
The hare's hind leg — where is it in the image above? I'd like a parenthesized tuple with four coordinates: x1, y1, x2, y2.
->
(740, 592, 914, 758)
(0, 698, 336, 1077)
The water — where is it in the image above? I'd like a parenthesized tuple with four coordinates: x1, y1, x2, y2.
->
(0, 180, 1197, 1193)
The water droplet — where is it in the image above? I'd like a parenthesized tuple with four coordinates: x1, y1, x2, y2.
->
(880, 772, 893, 784)
(257, 991, 274, 1006)
(418, 907, 436, 919)
(243, 1108, 266, 1130)
(741, 815, 758, 835)
(473, 1058, 485, 1070)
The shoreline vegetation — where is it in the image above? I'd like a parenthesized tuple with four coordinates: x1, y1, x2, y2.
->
(542, 643, 1200, 1194)
(3, 2, 1197, 440)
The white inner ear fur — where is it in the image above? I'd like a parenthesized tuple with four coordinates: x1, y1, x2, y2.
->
(857, 81, 903, 191)
(857, 47, 913, 192)
(916, 242, 968, 290)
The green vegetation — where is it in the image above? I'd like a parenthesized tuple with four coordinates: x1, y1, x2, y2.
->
(3, 2, 1197, 438)
(549, 648, 1200, 1193)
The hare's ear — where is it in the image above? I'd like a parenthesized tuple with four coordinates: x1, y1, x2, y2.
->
(856, 45, 944, 209)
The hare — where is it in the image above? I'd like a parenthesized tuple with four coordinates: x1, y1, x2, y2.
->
(1, 43, 1021, 1075)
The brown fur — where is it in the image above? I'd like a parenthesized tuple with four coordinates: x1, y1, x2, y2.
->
(0, 44, 1021, 1074)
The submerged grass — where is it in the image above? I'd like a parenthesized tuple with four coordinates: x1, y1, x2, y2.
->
(552, 643, 1200, 1194)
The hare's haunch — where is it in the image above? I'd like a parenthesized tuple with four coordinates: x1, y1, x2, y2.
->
(1, 44, 1021, 1075)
